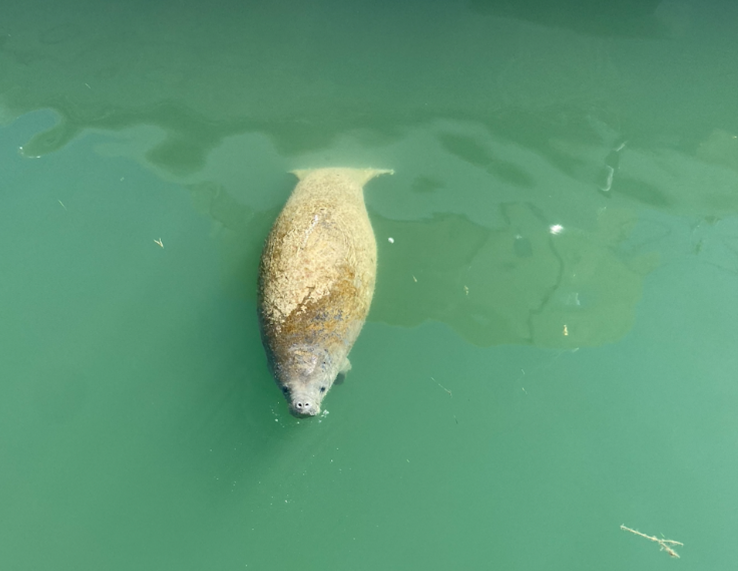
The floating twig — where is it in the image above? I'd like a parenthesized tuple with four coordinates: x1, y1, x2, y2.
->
(620, 524, 683, 559)
(430, 377, 452, 397)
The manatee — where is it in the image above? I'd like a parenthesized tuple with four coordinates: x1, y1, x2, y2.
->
(258, 167, 393, 416)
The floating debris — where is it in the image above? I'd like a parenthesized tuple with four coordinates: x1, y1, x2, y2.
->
(620, 524, 683, 559)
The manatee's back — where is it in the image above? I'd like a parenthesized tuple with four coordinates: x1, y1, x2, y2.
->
(258, 169, 377, 384)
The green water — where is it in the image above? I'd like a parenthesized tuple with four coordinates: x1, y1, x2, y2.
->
(1, 1, 737, 569)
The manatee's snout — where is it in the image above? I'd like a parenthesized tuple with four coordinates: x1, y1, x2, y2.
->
(290, 396, 320, 417)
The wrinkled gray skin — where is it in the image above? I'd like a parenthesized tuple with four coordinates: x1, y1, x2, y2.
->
(264, 341, 353, 417)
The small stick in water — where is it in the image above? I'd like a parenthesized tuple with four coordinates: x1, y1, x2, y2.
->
(620, 524, 683, 559)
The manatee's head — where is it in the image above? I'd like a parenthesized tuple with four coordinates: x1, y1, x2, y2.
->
(275, 344, 341, 417)
(279, 383, 328, 417)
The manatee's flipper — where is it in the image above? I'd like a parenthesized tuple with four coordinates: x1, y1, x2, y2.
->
(334, 358, 352, 385)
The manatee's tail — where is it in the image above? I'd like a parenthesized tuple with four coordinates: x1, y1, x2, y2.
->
(349, 168, 394, 185)
(292, 168, 394, 186)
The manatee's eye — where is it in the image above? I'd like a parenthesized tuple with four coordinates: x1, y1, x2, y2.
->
(319, 386, 326, 393)
(281, 386, 290, 395)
